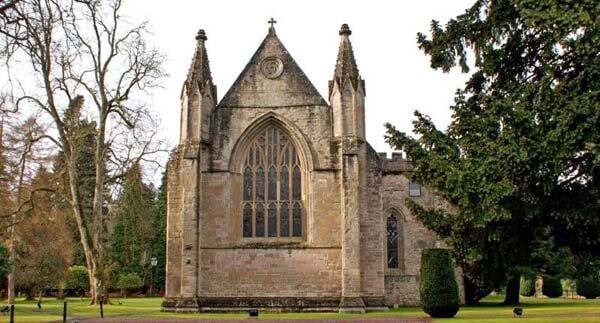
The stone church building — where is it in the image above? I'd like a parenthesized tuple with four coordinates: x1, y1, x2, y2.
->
(163, 22, 461, 313)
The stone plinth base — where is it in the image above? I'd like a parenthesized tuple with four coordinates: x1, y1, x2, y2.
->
(162, 296, 387, 313)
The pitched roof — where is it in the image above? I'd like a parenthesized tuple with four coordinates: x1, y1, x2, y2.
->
(218, 28, 327, 108)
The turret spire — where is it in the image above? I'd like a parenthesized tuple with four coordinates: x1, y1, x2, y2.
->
(182, 29, 216, 99)
(333, 24, 360, 81)
(179, 29, 217, 143)
(329, 24, 366, 139)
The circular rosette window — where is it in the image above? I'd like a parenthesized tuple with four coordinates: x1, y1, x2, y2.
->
(260, 56, 284, 79)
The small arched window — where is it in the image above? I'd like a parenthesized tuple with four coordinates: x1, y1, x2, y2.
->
(242, 126, 303, 238)
(387, 212, 405, 271)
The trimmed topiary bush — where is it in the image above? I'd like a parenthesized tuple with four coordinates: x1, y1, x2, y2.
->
(65, 265, 90, 297)
(520, 276, 536, 297)
(116, 272, 143, 297)
(542, 276, 563, 298)
(576, 275, 600, 299)
(419, 248, 460, 318)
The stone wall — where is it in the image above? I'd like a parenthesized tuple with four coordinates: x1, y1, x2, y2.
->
(380, 153, 465, 305)
(199, 248, 341, 297)
(360, 147, 385, 299)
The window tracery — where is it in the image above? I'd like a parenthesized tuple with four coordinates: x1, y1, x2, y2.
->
(242, 126, 303, 238)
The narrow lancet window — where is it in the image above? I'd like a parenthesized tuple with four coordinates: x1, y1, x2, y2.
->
(387, 215, 399, 268)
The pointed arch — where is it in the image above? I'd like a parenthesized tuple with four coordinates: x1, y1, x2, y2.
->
(386, 208, 405, 273)
(232, 113, 311, 239)
(229, 112, 314, 173)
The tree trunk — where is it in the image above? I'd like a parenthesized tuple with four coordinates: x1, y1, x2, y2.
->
(25, 288, 35, 301)
(504, 274, 521, 305)
(65, 158, 106, 305)
(7, 141, 31, 304)
(464, 276, 493, 305)
(7, 232, 15, 304)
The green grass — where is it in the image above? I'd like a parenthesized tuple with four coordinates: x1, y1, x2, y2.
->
(1, 295, 599, 322)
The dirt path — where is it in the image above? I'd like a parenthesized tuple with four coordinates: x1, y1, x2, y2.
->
(75, 317, 431, 323)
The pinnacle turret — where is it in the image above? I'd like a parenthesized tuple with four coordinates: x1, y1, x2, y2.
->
(182, 29, 216, 100)
(329, 24, 365, 139)
(333, 24, 360, 82)
(179, 29, 217, 143)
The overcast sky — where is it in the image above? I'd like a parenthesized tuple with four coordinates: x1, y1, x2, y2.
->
(122, 0, 474, 155)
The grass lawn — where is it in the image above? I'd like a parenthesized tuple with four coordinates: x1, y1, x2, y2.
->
(1, 295, 599, 322)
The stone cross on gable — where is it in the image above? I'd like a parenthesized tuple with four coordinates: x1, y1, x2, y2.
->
(268, 18, 277, 28)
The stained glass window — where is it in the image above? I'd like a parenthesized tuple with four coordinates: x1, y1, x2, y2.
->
(292, 202, 302, 237)
(387, 213, 404, 271)
(256, 203, 265, 237)
(243, 203, 252, 237)
(242, 126, 303, 238)
(387, 215, 399, 268)
(268, 203, 277, 237)
(280, 202, 289, 237)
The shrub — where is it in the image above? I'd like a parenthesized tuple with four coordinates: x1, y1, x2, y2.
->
(65, 266, 89, 296)
(576, 275, 600, 299)
(419, 248, 460, 318)
(520, 276, 536, 297)
(542, 276, 563, 298)
(116, 273, 143, 297)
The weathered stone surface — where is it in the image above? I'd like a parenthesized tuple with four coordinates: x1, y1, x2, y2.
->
(165, 24, 463, 313)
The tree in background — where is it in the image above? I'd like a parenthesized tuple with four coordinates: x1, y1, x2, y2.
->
(111, 164, 156, 286)
(65, 265, 90, 298)
(150, 171, 167, 294)
(0, 244, 10, 283)
(2, 0, 166, 303)
(14, 167, 74, 301)
(2, 115, 49, 303)
(385, 0, 599, 304)
(54, 111, 98, 267)
(115, 272, 143, 298)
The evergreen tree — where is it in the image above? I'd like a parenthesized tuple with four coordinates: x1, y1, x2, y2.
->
(151, 170, 167, 293)
(111, 164, 156, 285)
(54, 100, 97, 266)
(385, 0, 599, 304)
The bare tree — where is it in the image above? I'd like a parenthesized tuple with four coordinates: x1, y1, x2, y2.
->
(2, 0, 166, 304)
(1, 114, 50, 303)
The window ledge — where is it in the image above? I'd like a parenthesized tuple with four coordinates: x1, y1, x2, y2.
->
(385, 268, 407, 276)
(235, 238, 306, 249)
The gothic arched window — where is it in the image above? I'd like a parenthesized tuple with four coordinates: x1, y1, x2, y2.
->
(242, 126, 303, 238)
(387, 212, 405, 271)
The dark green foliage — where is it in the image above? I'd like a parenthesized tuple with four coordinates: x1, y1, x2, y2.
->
(542, 276, 563, 298)
(111, 164, 156, 285)
(116, 272, 143, 296)
(65, 265, 89, 296)
(150, 171, 167, 293)
(54, 103, 97, 266)
(419, 248, 460, 318)
(576, 275, 600, 299)
(385, 0, 600, 304)
(520, 276, 536, 297)
(0, 244, 11, 280)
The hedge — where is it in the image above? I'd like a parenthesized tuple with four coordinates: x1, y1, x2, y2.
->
(576, 275, 600, 299)
(419, 248, 460, 318)
(542, 276, 563, 298)
(519, 276, 536, 297)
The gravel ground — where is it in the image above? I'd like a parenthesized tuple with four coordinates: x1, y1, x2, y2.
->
(75, 317, 431, 323)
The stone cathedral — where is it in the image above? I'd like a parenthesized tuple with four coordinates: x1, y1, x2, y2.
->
(163, 22, 462, 313)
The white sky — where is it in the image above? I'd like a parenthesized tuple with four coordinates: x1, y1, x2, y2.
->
(123, 0, 474, 155)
